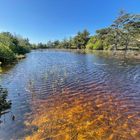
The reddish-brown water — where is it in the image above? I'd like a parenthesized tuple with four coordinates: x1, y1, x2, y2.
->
(0, 50, 140, 140)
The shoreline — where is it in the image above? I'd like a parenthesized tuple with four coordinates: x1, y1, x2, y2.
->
(33, 49, 140, 59)
(85, 50, 140, 60)
(0, 54, 26, 67)
(0, 50, 140, 68)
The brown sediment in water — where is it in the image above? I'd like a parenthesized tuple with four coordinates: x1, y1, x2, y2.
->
(25, 86, 140, 140)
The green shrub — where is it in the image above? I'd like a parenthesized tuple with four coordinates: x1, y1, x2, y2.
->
(0, 32, 31, 64)
(86, 36, 97, 50)
(0, 43, 16, 64)
(93, 40, 103, 50)
(86, 43, 94, 50)
(0, 86, 11, 114)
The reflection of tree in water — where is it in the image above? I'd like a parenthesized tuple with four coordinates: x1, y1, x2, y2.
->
(25, 87, 140, 140)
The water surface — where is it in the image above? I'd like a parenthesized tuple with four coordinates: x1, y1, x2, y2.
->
(0, 50, 140, 140)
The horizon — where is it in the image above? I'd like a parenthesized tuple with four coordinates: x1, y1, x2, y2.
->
(0, 0, 140, 44)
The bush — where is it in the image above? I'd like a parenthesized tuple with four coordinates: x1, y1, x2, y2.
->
(86, 36, 103, 50)
(86, 43, 94, 50)
(0, 43, 16, 64)
(0, 32, 31, 64)
(93, 40, 103, 50)
(0, 86, 11, 114)
(86, 37, 103, 50)
(86, 36, 96, 50)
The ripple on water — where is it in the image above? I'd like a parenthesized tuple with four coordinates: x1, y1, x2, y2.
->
(25, 86, 140, 140)
(0, 50, 140, 140)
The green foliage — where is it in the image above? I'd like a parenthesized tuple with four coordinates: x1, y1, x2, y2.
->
(73, 30, 90, 49)
(0, 86, 11, 114)
(110, 10, 140, 50)
(86, 36, 105, 50)
(0, 32, 31, 64)
(42, 11, 139, 51)
(14, 38, 30, 54)
(86, 36, 97, 49)
(0, 42, 16, 63)
(92, 40, 103, 50)
(36, 43, 49, 49)
(58, 39, 74, 49)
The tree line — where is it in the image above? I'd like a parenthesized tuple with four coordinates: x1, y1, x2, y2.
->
(32, 11, 140, 51)
(0, 11, 139, 65)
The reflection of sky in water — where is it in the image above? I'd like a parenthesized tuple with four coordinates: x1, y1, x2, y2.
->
(0, 50, 140, 140)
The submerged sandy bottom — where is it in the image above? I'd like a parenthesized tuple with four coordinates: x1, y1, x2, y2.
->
(25, 87, 140, 140)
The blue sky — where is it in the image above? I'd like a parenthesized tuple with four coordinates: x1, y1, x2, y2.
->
(0, 0, 139, 43)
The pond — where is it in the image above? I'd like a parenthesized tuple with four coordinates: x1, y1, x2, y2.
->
(0, 50, 140, 140)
